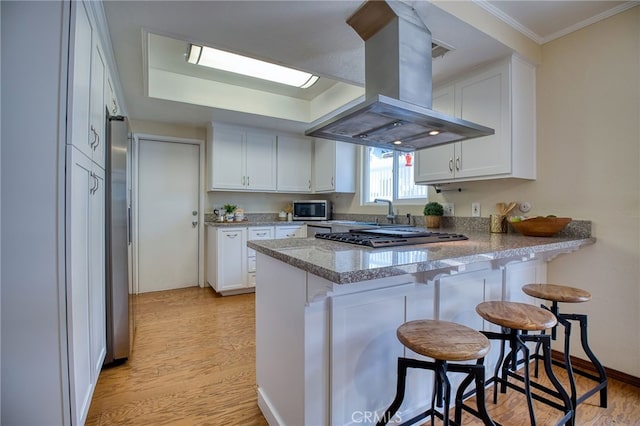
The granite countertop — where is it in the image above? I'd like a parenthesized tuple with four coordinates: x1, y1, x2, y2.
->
(205, 220, 306, 227)
(247, 229, 595, 284)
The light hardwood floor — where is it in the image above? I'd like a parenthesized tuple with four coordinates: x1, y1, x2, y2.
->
(87, 286, 640, 425)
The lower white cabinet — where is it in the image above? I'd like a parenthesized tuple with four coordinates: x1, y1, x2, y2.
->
(67, 146, 106, 425)
(207, 224, 307, 295)
(207, 227, 249, 295)
(275, 224, 307, 239)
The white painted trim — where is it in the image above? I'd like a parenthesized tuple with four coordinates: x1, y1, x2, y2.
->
(131, 133, 206, 289)
(473, 0, 544, 44)
(473, 0, 640, 45)
(540, 1, 640, 44)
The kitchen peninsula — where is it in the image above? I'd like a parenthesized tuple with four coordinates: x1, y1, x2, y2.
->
(248, 228, 594, 425)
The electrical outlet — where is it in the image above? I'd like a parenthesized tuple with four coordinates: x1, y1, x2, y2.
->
(442, 202, 454, 217)
(519, 202, 532, 213)
(471, 202, 481, 217)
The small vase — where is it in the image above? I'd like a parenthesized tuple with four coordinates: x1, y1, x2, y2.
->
(425, 215, 441, 229)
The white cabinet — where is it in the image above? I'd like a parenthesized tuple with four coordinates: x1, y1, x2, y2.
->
(67, 146, 105, 426)
(247, 227, 275, 287)
(313, 139, 356, 193)
(275, 224, 307, 239)
(277, 135, 312, 192)
(89, 42, 106, 168)
(68, 0, 94, 162)
(208, 124, 277, 192)
(207, 227, 249, 294)
(106, 74, 119, 116)
(415, 56, 536, 184)
(207, 224, 307, 295)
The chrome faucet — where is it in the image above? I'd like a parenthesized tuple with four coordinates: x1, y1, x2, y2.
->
(374, 198, 395, 223)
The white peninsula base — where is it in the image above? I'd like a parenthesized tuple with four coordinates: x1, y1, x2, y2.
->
(255, 253, 548, 426)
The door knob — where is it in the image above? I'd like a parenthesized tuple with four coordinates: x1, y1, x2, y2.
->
(192, 210, 198, 216)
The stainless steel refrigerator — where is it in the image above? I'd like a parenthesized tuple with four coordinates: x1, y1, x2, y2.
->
(104, 115, 134, 365)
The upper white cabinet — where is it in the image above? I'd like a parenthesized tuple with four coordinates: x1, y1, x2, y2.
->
(89, 42, 106, 168)
(208, 123, 277, 191)
(68, 1, 94, 162)
(277, 135, 313, 192)
(313, 139, 356, 193)
(415, 56, 536, 184)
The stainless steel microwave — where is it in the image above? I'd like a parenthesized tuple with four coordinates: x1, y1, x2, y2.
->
(292, 200, 331, 221)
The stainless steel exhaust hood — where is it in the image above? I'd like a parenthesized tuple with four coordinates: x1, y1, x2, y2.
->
(305, 0, 494, 152)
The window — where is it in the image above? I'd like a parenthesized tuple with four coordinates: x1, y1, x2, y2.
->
(363, 147, 427, 204)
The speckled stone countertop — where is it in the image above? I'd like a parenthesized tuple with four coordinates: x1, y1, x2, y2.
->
(247, 230, 595, 284)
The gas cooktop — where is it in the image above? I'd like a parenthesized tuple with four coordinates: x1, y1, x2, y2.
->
(314, 228, 468, 248)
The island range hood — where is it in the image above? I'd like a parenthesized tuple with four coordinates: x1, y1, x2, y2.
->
(305, 0, 494, 152)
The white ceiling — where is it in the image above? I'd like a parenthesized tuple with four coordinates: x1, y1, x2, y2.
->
(103, 0, 638, 133)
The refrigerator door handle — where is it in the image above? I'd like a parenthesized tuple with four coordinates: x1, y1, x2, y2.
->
(127, 206, 132, 244)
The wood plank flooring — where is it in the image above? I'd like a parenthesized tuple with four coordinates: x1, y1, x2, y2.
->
(87, 286, 640, 425)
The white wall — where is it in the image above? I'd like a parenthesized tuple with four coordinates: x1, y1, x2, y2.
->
(1, 1, 70, 423)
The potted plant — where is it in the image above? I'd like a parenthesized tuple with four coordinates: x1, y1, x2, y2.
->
(223, 204, 237, 222)
(423, 201, 444, 228)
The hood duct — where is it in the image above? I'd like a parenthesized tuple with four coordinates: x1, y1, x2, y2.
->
(305, 0, 494, 152)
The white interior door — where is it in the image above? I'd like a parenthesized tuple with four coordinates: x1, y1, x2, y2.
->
(138, 139, 199, 293)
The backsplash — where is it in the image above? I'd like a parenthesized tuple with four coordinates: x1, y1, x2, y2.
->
(203, 212, 591, 238)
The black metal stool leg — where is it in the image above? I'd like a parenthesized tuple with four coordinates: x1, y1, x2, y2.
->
(569, 313, 608, 408)
(376, 358, 408, 426)
(473, 364, 497, 426)
(514, 334, 538, 426)
(538, 334, 574, 425)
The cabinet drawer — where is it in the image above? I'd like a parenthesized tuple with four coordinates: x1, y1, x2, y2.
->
(248, 256, 257, 273)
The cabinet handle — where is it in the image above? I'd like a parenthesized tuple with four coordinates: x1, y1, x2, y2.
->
(112, 99, 118, 115)
(331, 176, 334, 187)
(242, 176, 246, 186)
(89, 172, 98, 194)
(90, 126, 97, 149)
(257, 232, 267, 236)
(455, 156, 460, 171)
(226, 233, 238, 238)
(247, 176, 250, 186)
(308, 179, 311, 189)
(448, 158, 454, 172)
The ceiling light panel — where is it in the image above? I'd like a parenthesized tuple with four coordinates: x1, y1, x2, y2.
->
(187, 44, 318, 89)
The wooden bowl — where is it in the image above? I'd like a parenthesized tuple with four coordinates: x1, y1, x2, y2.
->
(509, 217, 572, 237)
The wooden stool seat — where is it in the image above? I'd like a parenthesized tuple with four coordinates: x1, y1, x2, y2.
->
(397, 320, 490, 361)
(476, 301, 557, 331)
(522, 283, 591, 303)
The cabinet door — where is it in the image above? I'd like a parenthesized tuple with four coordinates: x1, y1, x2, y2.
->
(206, 226, 216, 289)
(415, 86, 456, 183)
(245, 131, 277, 191)
(106, 75, 118, 116)
(209, 126, 245, 190)
(333, 141, 356, 193)
(313, 139, 335, 192)
(455, 63, 510, 179)
(277, 135, 312, 192)
(90, 43, 106, 168)
(68, 0, 93, 159)
(67, 147, 94, 425)
(89, 166, 106, 380)
(217, 228, 247, 291)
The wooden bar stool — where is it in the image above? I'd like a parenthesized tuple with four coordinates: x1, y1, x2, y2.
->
(377, 320, 496, 426)
(522, 284, 608, 412)
(476, 301, 573, 426)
